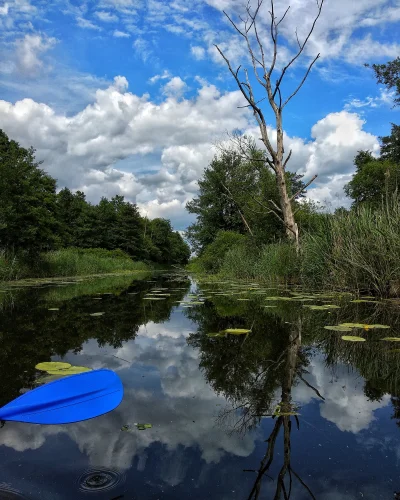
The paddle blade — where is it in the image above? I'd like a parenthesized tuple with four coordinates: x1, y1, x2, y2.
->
(0, 369, 123, 424)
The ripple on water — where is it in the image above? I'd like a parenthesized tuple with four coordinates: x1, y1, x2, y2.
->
(77, 467, 126, 493)
(0, 485, 29, 499)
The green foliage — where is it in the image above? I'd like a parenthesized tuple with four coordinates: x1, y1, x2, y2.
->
(344, 151, 400, 209)
(197, 231, 247, 273)
(255, 243, 300, 283)
(380, 123, 400, 165)
(0, 129, 190, 276)
(365, 57, 400, 108)
(300, 197, 400, 296)
(0, 130, 59, 254)
(42, 248, 149, 277)
(185, 140, 309, 253)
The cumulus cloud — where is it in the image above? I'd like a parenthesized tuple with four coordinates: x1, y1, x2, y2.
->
(14, 33, 57, 76)
(0, 73, 382, 226)
(162, 76, 187, 98)
(292, 355, 391, 433)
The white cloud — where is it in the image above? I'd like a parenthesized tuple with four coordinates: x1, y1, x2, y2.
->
(162, 76, 187, 98)
(0, 3, 9, 15)
(14, 33, 57, 76)
(95, 10, 118, 22)
(190, 45, 206, 60)
(76, 17, 102, 30)
(0, 76, 250, 227)
(0, 72, 383, 225)
(113, 29, 130, 38)
(344, 88, 397, 111)
(292, 355, 391, 433)
(148, 69, 171, 84)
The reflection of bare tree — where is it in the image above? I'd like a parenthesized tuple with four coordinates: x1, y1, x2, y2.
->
(221, 318, 321, 499)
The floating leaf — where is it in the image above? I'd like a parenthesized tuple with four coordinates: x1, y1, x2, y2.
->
(48, 308, 59, 311)
(305, 304, 340, 310)
(136, 423, 152, 430)
(380, 337, 400, 342)
(35, 361, 71, 372)
(90, 312, 105, 316)
(223, 328, 251, 335)
(341, 336, 366, 342)
(339, 323, 390, 330)
(35, 374, 65, 385)
(46, 366, 92, 375)
(324, 326, 353, 332)
(143, 297, 165, 300)
(351, 300, 378, 303)
(121, 425, 130, 431)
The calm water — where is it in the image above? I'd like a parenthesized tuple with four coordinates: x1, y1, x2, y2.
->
(0, 272, 400, 500)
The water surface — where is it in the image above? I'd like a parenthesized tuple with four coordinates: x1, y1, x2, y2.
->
(0, 273, 399, 499)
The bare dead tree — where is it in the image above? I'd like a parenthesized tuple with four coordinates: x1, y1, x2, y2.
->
(215, 0, 325, 250)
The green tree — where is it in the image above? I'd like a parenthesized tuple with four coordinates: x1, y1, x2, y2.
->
(365, 57, 400, 108)
(380, 123, 400, 165)
(0, 129, 59, 254)
(345, 146, 400, 209)
(186, 142, 307, 253)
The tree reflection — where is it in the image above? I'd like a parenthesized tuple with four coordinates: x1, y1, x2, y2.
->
(188, 308, 323, 499)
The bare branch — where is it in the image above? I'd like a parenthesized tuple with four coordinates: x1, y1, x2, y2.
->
(289, 174, 317, 202)
(298, 373, 325, 400)
(272, 0, 324, 100)
(283, 149, 292, 169)
(269, 199, 282, 213)
(221, 182, 254, 236)
(282, 54, 320, 108)
(222, 10, 246, 37)
(276, 5, 291, 26)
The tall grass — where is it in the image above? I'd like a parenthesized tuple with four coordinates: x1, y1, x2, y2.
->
(301, 197, 400, 295)
(0, 247, 150, 281)
(42, 248, 149, 277)
(190, 196, 400, 296)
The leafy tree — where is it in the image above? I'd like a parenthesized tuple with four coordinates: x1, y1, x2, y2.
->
(0, 129, 59, 254)
(168, 231, 191, 264)
(365, 57, 400, 108)
(380, 123, 400, 165)
(186, 142, 308, 253)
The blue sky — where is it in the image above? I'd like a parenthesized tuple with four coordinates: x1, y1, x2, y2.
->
(0, 0, 399, 230)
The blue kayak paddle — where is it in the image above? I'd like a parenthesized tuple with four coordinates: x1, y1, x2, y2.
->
(0, 369, 123, 425)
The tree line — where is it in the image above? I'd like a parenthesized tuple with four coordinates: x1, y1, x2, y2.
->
(0, 129, 190, 265)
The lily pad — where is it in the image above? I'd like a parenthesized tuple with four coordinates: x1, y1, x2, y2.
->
(35, 361, 71, 372)
(48, 308, 59, 311)
(90, 312, 105, 316)
(46, 366, 92, 375)
(223, 328, 251, 335)
(351, 300, 378, 303)
(339, 323, 390, 330)
(35, 374, 65, 385)
(136, 423, 152, 430)
(143, 297, 165, 300)
(341, 336, 366, 342)
(380, 337, 400, 342)
(324, 326, 353, 332)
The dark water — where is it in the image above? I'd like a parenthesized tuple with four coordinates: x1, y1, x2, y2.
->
(0, 272, 400, 500)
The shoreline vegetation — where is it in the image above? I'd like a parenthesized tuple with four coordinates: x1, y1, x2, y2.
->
(186, 196, 400, 298)
(0, 248, 153, 283)
(0, 129, 190, 283)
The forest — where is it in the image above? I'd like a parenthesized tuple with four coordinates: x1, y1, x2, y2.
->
(0, 129, 190, 280)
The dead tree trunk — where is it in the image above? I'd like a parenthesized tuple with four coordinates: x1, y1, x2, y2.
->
(215, 0, 324, 250)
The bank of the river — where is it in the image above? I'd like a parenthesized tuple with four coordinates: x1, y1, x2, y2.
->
(0, 247, 152, 282)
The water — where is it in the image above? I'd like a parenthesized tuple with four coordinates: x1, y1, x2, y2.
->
(0, 272, 400, 499)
